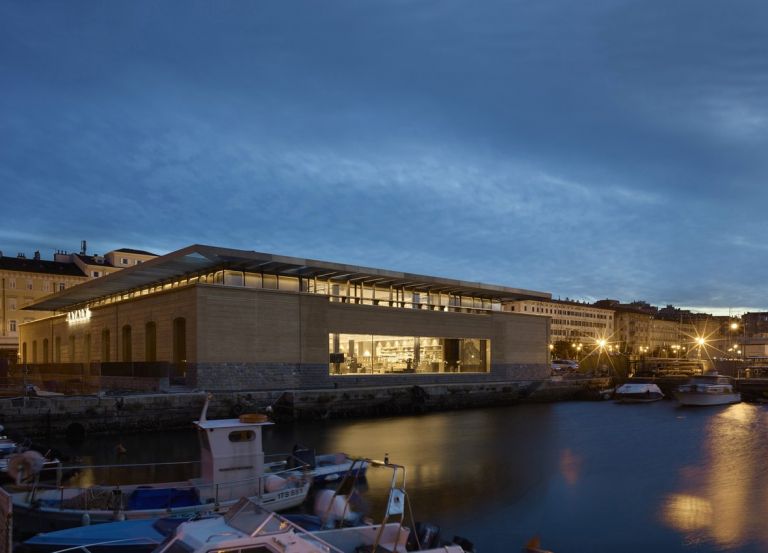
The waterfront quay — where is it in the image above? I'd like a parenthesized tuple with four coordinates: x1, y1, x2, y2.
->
(0, 376, 611, 440)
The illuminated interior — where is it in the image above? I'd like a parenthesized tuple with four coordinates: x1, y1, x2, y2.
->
(82, 270, 503, 316)
(329, 333, 490, 374)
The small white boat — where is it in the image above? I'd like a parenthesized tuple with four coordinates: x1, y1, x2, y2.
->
(674, 374, 741, 406)
(614, 382, 664, 403)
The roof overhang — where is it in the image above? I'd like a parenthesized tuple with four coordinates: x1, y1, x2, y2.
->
(25, 244, 551, 312)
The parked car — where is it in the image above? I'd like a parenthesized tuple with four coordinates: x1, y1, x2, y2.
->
(551, 359, 579, 373)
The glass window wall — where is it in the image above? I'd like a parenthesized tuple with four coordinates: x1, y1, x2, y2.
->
(329, 333, 490, 375)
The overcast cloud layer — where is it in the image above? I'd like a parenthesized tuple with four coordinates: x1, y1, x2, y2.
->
(2, 1, 768, 313)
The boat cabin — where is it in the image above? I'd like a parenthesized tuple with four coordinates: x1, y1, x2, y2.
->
(192, 404, 272, 502)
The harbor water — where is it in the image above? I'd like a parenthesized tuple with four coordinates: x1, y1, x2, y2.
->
(48, 400, 768, 553)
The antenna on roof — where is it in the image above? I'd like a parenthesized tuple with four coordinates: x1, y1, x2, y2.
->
(81, 240, 87, 255)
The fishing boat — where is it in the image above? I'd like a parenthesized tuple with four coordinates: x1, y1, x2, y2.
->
(7, 396, 312, 535)
(614, 382, 664, 403)
(674, 374, 741, 406)
(23, 458, 475, 553)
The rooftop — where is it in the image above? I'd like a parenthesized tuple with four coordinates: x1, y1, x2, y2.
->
(113, 248, 157, 256)
(25, 244, 551, 312)
(0, 256, 86, 277)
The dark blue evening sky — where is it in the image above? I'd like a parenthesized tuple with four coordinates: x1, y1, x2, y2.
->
(2, 1, 767, 314)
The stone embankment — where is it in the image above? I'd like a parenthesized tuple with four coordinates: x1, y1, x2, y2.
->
(0, 378, 611, 440)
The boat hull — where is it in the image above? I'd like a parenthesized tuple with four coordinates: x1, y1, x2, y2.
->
(10, 481, 310, 536)
(674, 392, 741, 406)
(615, 393, 664, 403)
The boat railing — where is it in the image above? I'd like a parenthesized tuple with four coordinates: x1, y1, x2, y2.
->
(223, 497, 346, 553)
(48, 535, 162, 553)
(23, 459, 201, 490)
(22, 459, 308, 512)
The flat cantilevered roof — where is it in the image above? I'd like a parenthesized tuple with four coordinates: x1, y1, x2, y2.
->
(25, 244, 551, 312)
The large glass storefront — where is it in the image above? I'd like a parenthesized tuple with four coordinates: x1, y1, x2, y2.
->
(329, 333, 490, 375)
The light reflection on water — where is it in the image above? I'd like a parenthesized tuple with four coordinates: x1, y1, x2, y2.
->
(662, 403, 768, 551)
(50, 401, 768, 552)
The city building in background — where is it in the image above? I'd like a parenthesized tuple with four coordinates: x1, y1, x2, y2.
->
(504, 298, 614, 353)
(0, 242, 157, 366)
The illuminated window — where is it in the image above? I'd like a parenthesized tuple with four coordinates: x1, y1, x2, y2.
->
(328, 333, 490, 375)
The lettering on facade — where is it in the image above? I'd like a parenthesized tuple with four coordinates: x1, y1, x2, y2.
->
(67, 308, 91, 325)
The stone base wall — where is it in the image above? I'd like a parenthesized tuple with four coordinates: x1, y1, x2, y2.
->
(192, 363, 330, 391)
(191, 361, 549, 391)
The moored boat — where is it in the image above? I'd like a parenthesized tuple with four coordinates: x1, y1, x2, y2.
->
(22, 458, 476, 553)
(614, 382, 664, 403)
(7, 396, 312, 536)
(674, 374, 741, 406)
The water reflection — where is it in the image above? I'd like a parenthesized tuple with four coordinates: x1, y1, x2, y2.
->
(558, 448, 582, 486)
(45, 401, 768, 552)
(662, 403, 766, 550)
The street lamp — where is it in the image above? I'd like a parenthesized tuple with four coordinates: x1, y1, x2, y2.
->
(695, 337, 706, 359)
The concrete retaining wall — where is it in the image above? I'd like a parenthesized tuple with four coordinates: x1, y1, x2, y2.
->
(0, 378, 609, 440)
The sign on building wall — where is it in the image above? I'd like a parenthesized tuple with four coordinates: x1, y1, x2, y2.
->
(66, 308, 91, 325)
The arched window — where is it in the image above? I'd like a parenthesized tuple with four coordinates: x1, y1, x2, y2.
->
(43, 338, 49, 364)
(145, 322, 157, 362)
(122, 325, 132, 362)
(173, 317, 186, 365)
(22, 342, 27, 364)
(84, 334, 91, 362)
(69, 336, 76, 362)
(32, 341, 37, 364)
(54, 337, 61, 363)
(101, 329, 111, 362)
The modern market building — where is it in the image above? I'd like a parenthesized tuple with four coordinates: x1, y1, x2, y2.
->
(18, 245, 553, 391)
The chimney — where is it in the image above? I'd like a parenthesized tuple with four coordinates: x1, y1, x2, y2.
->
(17, 252, 26, 259)
(81, 240, 87, 255)
(34, 251, 40, 260)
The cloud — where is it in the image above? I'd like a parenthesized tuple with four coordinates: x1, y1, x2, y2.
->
(2, 0, 768, 311)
